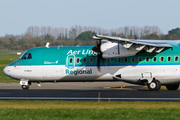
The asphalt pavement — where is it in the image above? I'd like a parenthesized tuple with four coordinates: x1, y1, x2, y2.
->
(0, 82, 179, 101)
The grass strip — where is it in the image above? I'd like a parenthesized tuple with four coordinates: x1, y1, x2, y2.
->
(0, 101, 180, 109)
(0, 66, 18, 83)
(0, 108, 179, 120)
(0, 101, 179, 120)
(0, 50, 24, 60)
(0, 53, 20, 60)
(0, 60, 15, 64)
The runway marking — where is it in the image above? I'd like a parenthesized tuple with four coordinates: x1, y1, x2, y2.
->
(1, 97, 180, 101)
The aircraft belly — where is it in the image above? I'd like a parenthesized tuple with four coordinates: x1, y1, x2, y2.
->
(156, 66, 180, 84)
(113, 65, 180, 84)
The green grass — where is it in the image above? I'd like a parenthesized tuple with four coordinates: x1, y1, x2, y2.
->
(0, 50, 23, 60)
(0, 101, 179, 120)
(0, 60, 15, 64)
(0, 51, 22, 82)
(0, 108, 179, 120)
(0, 66, 18, 82)
(2, 101, 180, 109)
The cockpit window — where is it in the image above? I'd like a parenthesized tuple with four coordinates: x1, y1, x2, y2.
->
(19, 51, 27, 60)
(21, 53, 27, 60)
(20, 52, 32, 60)
(27, 53, 32, 59)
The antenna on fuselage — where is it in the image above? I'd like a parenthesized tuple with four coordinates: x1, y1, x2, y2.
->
(46, 42, 50, 48)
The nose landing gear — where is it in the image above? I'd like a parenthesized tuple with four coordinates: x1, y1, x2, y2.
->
(20, 80, 42, 90)
(22, 85, 30, 90)
(20, 80, 31, 90)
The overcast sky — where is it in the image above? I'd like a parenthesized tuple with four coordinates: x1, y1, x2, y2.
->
(0, 0, 179, 36)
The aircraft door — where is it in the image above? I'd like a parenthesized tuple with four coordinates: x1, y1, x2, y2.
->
(42, 53, 61, 79)
(66, 54, 75, 69)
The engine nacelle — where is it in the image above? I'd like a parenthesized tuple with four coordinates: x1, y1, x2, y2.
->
(101, 42, 139, 58)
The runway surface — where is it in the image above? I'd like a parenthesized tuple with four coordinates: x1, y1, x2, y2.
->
(0, 82, 180, 101)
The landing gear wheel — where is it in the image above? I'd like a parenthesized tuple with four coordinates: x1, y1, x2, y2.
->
(166, 84, 179, 90)
(22, 85, 29, 90)
(148, 80, 161, 91)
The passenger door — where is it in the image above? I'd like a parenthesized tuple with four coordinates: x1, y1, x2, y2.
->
(66, 54, 75, 69)
(42, 53, 61, 80)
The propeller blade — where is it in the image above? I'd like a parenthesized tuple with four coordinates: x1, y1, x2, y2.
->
(92, 40, 101, 53)
(92, 39, 103, 76)
(97, 53, 101, 76)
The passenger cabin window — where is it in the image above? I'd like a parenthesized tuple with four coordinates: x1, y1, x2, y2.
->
(131, 57, 135, 62)
(89, 57, 93, 63)
(167, 56, 171, 62)
(110, 58, 114, 63)
(138, 57, 142, 62)
(124, 57, 128, 62)
(160, 57, 164, 62)
(83, 58, 87, 63)
(117, 58, 121, 62)
(27, 53, 32, 59)
(153, 57, 157, 62)
(76, 58, 80, 63)
(175, 56, 178, 61)
(145, 57, 149, 62)
(69, 58, 73, 63)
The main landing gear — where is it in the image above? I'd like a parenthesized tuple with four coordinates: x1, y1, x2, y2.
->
(166, 84, 179, 90)
(147, 79, 161, 91)
(147, 79, 179, 91)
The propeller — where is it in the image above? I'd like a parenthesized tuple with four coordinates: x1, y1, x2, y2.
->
(92, 39, 104, 76)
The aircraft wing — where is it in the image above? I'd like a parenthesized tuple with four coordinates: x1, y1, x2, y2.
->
(92, 35, 172, 53)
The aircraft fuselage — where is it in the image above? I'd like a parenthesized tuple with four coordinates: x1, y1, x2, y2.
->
(3, 44, 180, 90)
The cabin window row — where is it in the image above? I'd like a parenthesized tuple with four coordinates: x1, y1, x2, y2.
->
(69, 56, 179, 64)
(146, 56, 178, 62)
(117, 56, 178, 63)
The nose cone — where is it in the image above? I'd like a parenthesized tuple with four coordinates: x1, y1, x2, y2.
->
(3, 66, 11, 76)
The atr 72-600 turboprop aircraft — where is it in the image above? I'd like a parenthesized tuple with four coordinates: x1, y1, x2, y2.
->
(3, 35, 180, 91)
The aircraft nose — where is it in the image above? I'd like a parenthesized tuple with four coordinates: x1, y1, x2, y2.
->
(3, 66, 11, 76)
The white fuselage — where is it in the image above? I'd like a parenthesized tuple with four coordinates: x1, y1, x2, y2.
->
(3, 64, 180, 85)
